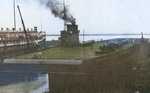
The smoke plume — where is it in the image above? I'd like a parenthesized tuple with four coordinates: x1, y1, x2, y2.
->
(41, 0, 76, 24)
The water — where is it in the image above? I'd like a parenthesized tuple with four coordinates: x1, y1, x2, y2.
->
(0, 71, 49, 93)
(46, 35, 147, 41)
(29, 74, 49, 93)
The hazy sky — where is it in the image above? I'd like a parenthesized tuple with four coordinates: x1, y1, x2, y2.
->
(0, 0, 150, 40)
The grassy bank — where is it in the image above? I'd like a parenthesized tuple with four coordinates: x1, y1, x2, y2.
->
(13, 44, 102, 59)
(48, 44, 150, 93)
(12, 43, 134, 60)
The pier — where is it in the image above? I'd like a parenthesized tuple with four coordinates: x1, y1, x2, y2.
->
(0, 59, 83, 92)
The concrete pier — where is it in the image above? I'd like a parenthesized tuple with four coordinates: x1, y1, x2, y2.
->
(3, 59, 82, 65)
(137, 40, 150, 66)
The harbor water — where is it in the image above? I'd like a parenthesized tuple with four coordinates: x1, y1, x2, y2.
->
(0, 71, 49, 93)
(46, 35, 145, 41)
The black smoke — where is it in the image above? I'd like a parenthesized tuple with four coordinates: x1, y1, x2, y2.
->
(41, 0, 76, 24)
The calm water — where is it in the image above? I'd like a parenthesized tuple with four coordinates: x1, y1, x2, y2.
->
(0, 70, 49, 93)
(46, 35, 146, 41)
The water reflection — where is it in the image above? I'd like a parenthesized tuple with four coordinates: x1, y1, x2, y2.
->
(0, 71, 49, 93)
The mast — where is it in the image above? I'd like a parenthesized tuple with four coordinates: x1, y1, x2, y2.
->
(13, 0, 16, 30)
(40, 10, 42, 31)
(63, 0, 67, 31)
(55, 0, 68, 31)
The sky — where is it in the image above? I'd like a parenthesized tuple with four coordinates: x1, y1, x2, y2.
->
(0, 0, 150, 41)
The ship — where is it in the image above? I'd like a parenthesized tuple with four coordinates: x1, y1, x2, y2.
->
(0, 27, 46, 59)
(0, 5, 46, 62)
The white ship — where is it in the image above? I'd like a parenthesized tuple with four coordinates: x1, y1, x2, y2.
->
(0, 27, 46, 59)
(0, 3, 46, 61)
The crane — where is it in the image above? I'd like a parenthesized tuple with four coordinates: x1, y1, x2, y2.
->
(17, 5, 30, 48)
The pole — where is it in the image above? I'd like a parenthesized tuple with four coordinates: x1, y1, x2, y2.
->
(83, 30, 84, 59)
(13, 0, 16, 30)
(83, 30, 84, 43)
(41, 17, 42, 31)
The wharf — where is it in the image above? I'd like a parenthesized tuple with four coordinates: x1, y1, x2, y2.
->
(3, 59, 82, 65)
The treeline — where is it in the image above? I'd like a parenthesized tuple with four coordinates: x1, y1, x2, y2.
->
(45, 40, 95, 47)
(98, 41, 129, 54)
(46, 40, 60, 47)
(99, 43, 122, 54)
(81, 40, 95, 47)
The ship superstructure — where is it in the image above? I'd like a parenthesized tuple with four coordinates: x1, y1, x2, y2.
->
(58, 0, 80, 46)
(0, 27, 46, 60)
(0, 3, 46, 62)
(0, 27, 46, 51)
(59, 23, 80, 45)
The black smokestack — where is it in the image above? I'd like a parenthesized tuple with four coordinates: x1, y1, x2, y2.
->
(41, 0, 76, 24)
